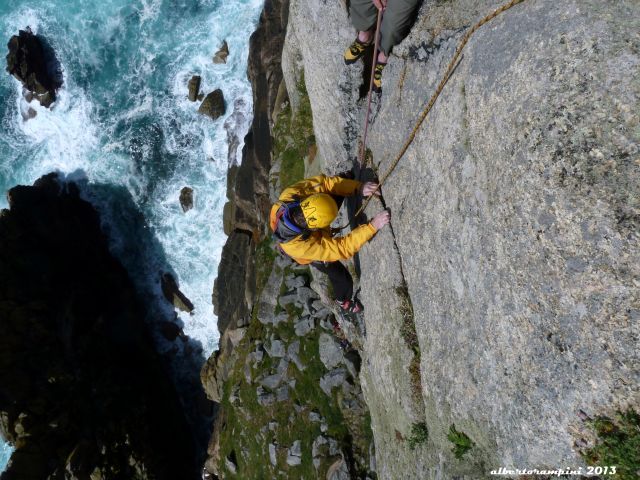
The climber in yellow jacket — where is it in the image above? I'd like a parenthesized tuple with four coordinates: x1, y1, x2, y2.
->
(270, 174, 390, 313)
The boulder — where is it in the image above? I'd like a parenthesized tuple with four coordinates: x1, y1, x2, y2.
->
(179, 186, 194, 212)
(213, 40, 229, 64)
(256, 387, 275, 406)
(268, 443, 277, 466)
(198, 89, 226, 120)
(160, 272, 194, 313)
(294, 316, 314, 336)
(260, 373, 283, 390)
(275, 385, 289, 402)
(286, 440, 301, 466)
(265, 338, 285, 358)
(319, 368, 347, 396)
(6, 29, 62, 108)
(287, 340, 306, 371)
(318, 333, 344, 370)
(327, 458, 351, 480)
(224, 456, 237, 474)
(187, 75, 201, 102)
(312, 435, 327, 458)
(285, 274, 306, 290)
(158, 321, 183, 342)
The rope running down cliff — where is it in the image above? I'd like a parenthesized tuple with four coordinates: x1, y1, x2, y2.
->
(356, 0, 526, 218)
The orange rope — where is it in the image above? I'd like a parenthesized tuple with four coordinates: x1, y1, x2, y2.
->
(358, 8, 383, 169)
(355, 0, 525, 218)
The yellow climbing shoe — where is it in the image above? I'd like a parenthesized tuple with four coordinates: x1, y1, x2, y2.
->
(372, 62, 386, 93)
(344, 38, 371, 65)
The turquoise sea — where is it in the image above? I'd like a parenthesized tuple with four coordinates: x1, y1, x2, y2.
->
(0, 0, 263, 469)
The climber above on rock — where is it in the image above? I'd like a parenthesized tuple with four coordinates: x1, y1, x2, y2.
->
(270, 174, 390, 314)
(344, 0, 422, 92)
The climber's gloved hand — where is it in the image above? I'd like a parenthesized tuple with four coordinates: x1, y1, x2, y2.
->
(371, 210, 390, 230)
(360, 181, 381, 197)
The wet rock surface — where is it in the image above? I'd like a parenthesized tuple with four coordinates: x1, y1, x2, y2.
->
(198, 88, 226, 120)
(187, 75, 201, 102)
(213, 40, 229, 64)
(6, 29, 63, 108)
(160, 271, 195, 312)
(179, 186, 194, 212)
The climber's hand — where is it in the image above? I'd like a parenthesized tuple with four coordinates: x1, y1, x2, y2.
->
(372, 0, 386, 11)
(371, 210, 390, 230)
(361, 182, 381, 197)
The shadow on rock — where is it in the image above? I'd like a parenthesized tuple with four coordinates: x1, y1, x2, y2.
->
(0, 172, 212, 479)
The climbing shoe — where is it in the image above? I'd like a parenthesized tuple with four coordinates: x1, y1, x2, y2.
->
(372, 62, 387, 93)
(336, 298, 363, 314)
(344, 38, 371, 65)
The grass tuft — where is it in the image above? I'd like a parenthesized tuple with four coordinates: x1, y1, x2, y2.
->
(447, 424, 474, 459)
(407, 422, 429, 450)
(581, 409, 640, 479)
(395, 284, 423, 407)
(273, 74, 314, 189)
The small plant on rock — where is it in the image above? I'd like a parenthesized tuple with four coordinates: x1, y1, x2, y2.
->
(448, 424, 473, 459)
(406, 422, 429, 450)
(581, 409, 640, 480)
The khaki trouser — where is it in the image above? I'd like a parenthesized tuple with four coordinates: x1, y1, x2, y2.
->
(350, 0, 422, 56)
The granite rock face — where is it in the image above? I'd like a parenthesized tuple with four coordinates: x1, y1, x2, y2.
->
(0, 174, 199, 479)
(285, 0, 640, 477)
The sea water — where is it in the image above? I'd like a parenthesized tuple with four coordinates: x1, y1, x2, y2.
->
(0, 0, 263, 470)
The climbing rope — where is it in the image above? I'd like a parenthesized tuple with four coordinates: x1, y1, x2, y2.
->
(358, 8, 383, 168)
(355, 0, 525, 218)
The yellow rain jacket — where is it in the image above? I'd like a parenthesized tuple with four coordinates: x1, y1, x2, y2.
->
(269, 175, 377, 265)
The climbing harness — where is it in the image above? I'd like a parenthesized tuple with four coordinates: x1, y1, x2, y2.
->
(354, 0, 526, 219)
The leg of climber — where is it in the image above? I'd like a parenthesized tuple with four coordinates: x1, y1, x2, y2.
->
(373, 0, 423, 91)
(311, 261, 363, 313)
(344, 0, 378, 64)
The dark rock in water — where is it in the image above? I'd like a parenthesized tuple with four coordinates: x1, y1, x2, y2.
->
(161, 272, 195, 312)
(6, 29, 63, 108)
(0, 173, 200, 479)
(213, 40, 229, 64)
(187, 75, 201, 102)
(198, 89, 225, 120)
(180, 186, 194, 212)
(159, 320, 185, 342)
